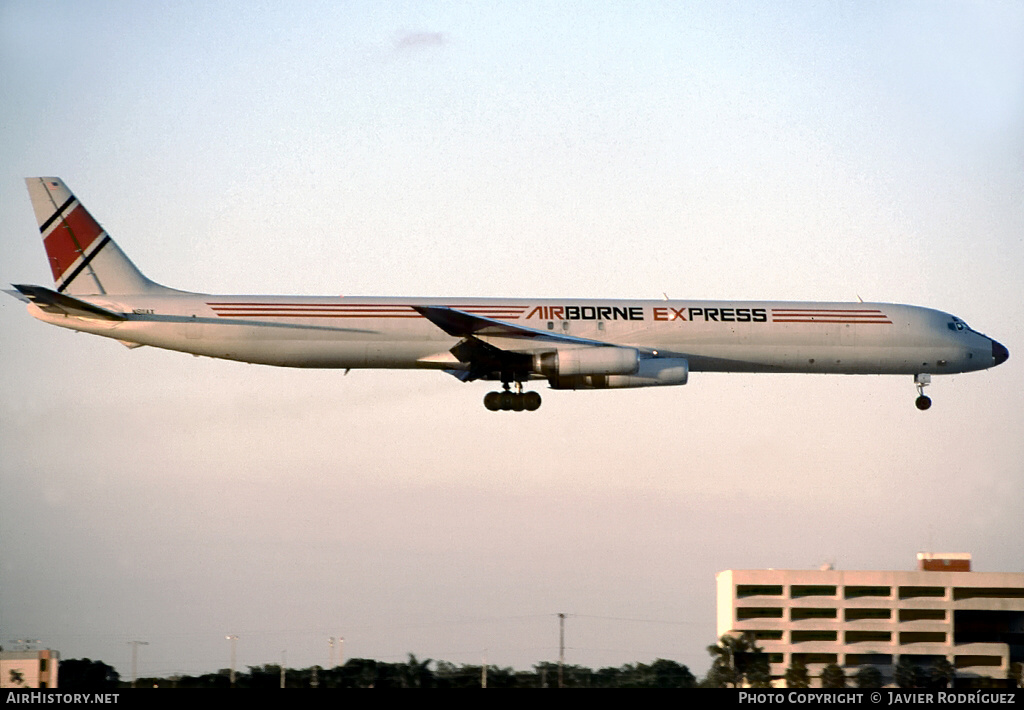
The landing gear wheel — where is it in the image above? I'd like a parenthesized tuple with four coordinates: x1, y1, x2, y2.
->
(482, 388, 542, 412)
(915, 395, 932, 411)
(523, 391, 542, 411)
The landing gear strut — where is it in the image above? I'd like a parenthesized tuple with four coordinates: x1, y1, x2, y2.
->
(484, 380, 542, 412)
(914, 373, 932, 411)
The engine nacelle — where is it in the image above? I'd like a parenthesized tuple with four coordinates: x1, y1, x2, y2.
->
(548, 357, 689, 389)
(534, 347, 639, 378)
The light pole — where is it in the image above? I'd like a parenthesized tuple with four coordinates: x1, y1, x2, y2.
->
(558, 613, 566, 689)
(225, 635, 239, 687)
(127, 641, 148, 688)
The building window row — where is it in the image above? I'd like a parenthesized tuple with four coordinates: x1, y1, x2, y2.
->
(736, 607, 949, 622)
(760, 653, 1004, 669)
(744, 629, 950, 645)
(738, 584, 1024, 602)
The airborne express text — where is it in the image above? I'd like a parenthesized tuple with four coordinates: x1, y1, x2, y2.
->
(525, 306, 768, 322)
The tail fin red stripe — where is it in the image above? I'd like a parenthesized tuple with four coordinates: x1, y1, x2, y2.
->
(41, 204, 105, 282)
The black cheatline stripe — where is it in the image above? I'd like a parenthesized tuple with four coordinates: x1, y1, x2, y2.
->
(39, 196, 77, 233)
(56, 235, 111, 293)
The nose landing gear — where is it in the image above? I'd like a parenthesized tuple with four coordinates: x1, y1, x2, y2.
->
(484, 381, 542, 412)
(914, 373, 932, 411)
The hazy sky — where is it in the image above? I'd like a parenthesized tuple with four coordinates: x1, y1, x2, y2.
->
(1, 1, 1022, 680)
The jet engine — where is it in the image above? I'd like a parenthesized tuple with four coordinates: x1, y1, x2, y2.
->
(533, 346, 640, 378)
(547, 357, 689, 389)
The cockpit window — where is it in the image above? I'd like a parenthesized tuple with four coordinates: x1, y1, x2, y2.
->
(948, 318, 967, 332)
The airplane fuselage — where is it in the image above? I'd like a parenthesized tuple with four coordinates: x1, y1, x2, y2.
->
(14, 177, 1008, 411)
(27, 293, 1001, 376)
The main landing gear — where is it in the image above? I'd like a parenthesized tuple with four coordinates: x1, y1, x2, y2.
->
(484, 381, 542, 412)
(914, 373, 932, 411)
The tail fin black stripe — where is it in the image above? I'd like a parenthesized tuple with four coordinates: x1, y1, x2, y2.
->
(39, 195, 77, 233)
(56, 235, 111, 293)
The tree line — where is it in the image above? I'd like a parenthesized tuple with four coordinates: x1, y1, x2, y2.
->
(60, 655, 698, 688)
(54, 638, 1024, 689)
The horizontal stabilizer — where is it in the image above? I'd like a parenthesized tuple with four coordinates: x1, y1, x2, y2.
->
(11, 284, 126, 321)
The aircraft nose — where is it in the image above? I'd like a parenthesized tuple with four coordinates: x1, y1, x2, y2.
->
(992, 339, 1009, 366)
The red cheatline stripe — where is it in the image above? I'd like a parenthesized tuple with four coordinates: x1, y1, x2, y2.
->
(209, 310, 526, 313)
(211, 313, 423, 317)
(210, 312, 522, 317)
(773, 318, 893, 322)
(207, 302, 413, 308)
(212, 313, 422, 318)
(440, 303, 526, 307)
(207, 303, 523, 320)
(207, 305, 516, 310)
(771, 308, 890, 322)
(772, 319, 892, 324)
(773, 308, 884, 312)
(206, 302, 525, 307)
(210, 310, 417, 315)
(209, 306, 415, 312)
(770, 313, 892, 317)
(209, 304, 418, 311)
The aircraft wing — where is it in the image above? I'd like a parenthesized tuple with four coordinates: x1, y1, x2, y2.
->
(414, 305, 625, 351)
(414, 305, 663, 382)
(10, 284, 127, 321)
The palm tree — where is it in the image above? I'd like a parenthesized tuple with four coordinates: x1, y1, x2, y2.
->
(821, 663, 846, 688)
(785, 658, 810, 688)
(854, 665, 883, 688)
(895, 657, 918, 688)
(400, 654, 433, 688)
(929, 658, 955, 689)
(707, 636, 743, 687)
(707, 633, 769, 687)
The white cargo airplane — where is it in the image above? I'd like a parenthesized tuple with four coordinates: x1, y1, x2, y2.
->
(9, 177, 1008, 412)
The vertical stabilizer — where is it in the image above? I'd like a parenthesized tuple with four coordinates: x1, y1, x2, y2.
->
(26, 177, 166, 295)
